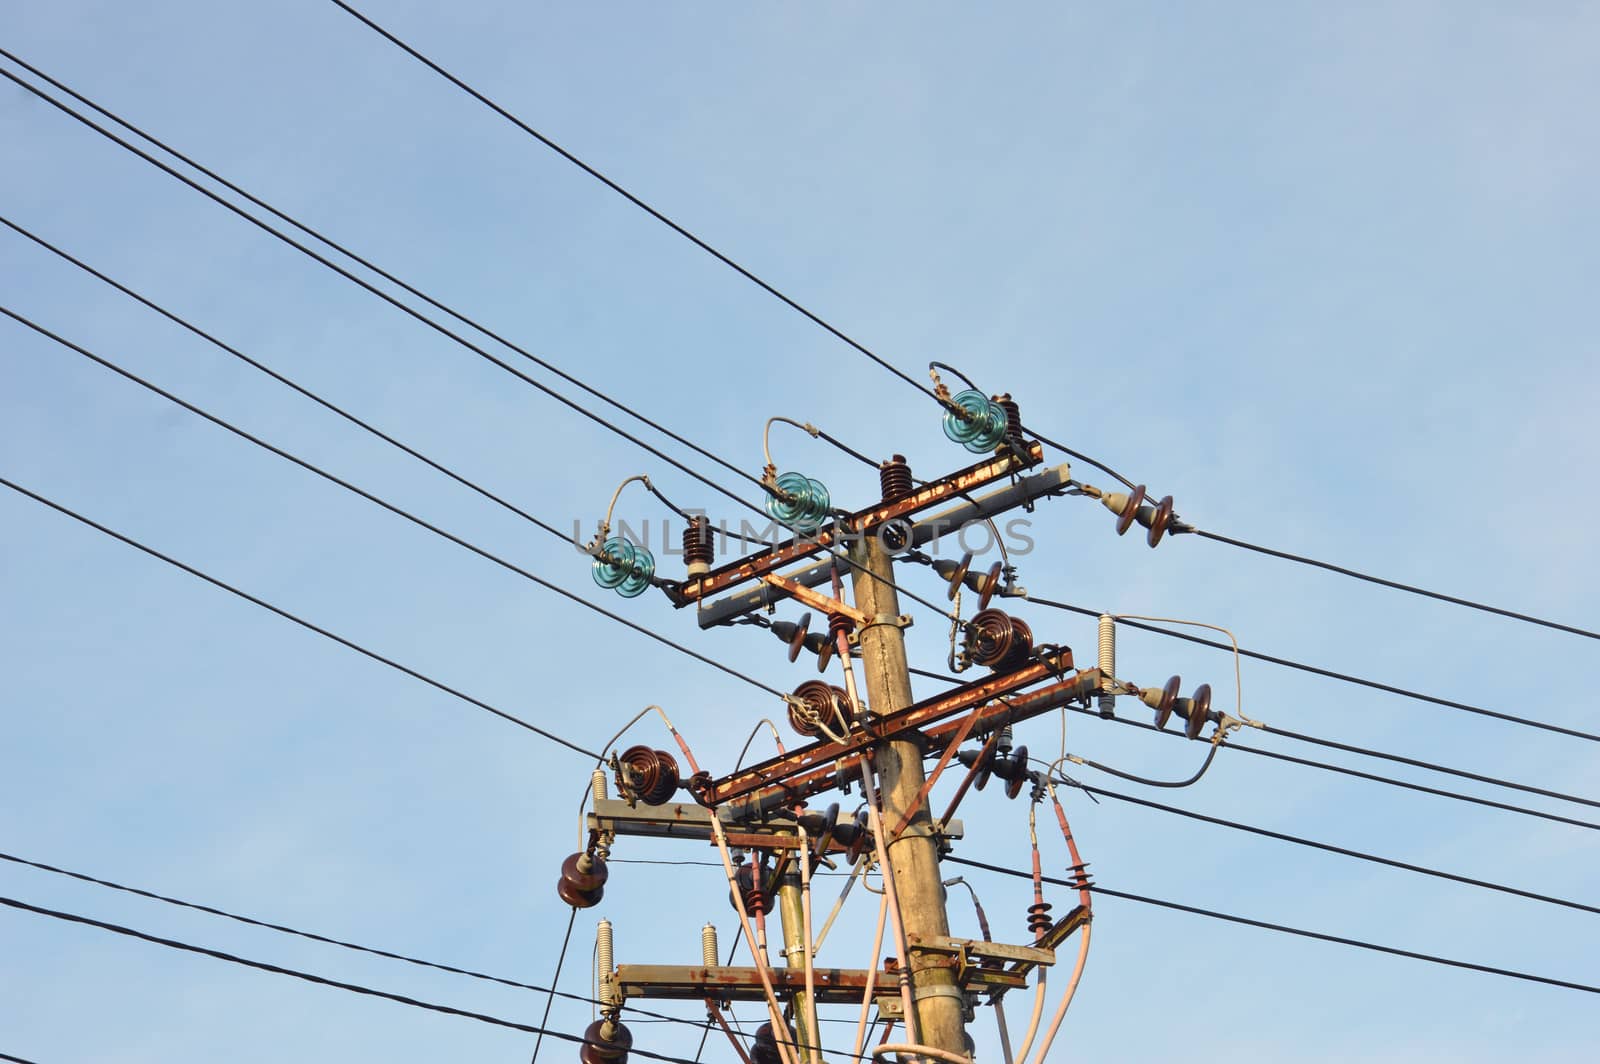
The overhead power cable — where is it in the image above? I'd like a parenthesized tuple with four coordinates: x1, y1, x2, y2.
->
(1065, 703, 1600, 833)
(1052, 785, 1599, 916)
(311, 12, 1600, 646)
(0, 1053, 41, 1064)
(0, 45, 940, 634)
(0, 305, 781, 699)
(2, 475, 656, 759)
(902, 664, 1600, 832)
(321, 0, 928, 397)
(0, 58, 770, 528)
(0, 849, 748, 1040)
(1188, 528, 1600, 642)
(0, 45, 760, 498)
(0, 213, 571, 546)
(1022, 596, 1600, 744)
(0, 893, 711, 1064)
(942, 857, 1600, 995)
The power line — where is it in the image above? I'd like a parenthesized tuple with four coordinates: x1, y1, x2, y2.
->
(1054, 784, 1600, 916)
(0, 893, 711, 1064)
(0, 213, 571, 545)
(942, 857, 1600, 995)
(1188, 528, 1600, 643)
(528, 909, 577, 1064)
(1066, 703, 1600, 833)
(903, 664, 1600, 832)
(1, 475, 630, 758)
(0, 1053, 42, 1064)
(0, 53, 950, 630)
(1021, 595, 1600, 744)
(320, 0, 929, 398)
(0, 304, 782, 700)
(0, 45, 762, 499)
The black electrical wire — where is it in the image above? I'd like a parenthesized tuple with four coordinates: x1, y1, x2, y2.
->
(906, 663, 1600, 829)
(0, 58, 975, 637)
(1261, 720, 1600, 810)
(528, 909, 577, 1064)
(0, 1053, 41, 1064)
(0, 306, 783, 699)
(1020, 595, 1600, 744)
(942, 857, 1600, 995)
(0, 849, 696, 1030)
(0, 214, 583, 543)
(1070, 743, 1219, 789)
(1043, 783, 1600, 917)
(322, 0, 928, 398)
(1, 475, 672, 759)
(0, 61, 773, 527)
(1067, 703, 1600, 833)
(0, 893, 713, 1064)
(1189, 528, 1600, 642)
(0, 46, 765, 500)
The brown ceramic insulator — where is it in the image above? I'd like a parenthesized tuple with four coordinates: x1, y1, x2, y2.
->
(1152, 674, 1182, 731)
(1026, 901, 1053, 936)
(997, 744, 1031, 801)
(843, 810, 873, 864)
(618, 745, 680, 805)
(1116, 484, 1147, 536)
(828, 612, 854, 640)
(1147, 495, 1175, 548)
(557, 875, 604, 909)
(789, 680, 850, 737)
(815, 637, 835, 674)
(682, 516, 715, 568)
(784, 613, 812, 663)
(967, 610, 1035, 672)
(1185, 683, 1214, 740)
(945, 551, 973, 601)
(996, 394, 1024, 443)
(580, 1020, 633, 1064)
(974, 561, 1004, 611)
(811, 801, 842, 857)
(960, 739, 998, 791)
(561, 851, 609, 892)
(752, 1023, 787, 1064)
(878, 454, 914, 503)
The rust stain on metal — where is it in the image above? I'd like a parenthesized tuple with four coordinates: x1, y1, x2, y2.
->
(667, 444, 1042, 606)
(696, 659, 1095, 811)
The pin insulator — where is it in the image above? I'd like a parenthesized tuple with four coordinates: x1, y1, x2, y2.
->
(1027, 901, 1053, 937)
(617, 746, 680, 805)
(683, 516, 714, 575)
(878, 454, 915, 503)
(966, 609, 1035, 672)
(996, 393, 1025, 444)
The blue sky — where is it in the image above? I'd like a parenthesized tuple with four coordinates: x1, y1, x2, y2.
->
(2, 1, 1597, 1061)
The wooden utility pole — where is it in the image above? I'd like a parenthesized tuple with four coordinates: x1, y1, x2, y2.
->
(847, 534, 967, 1057)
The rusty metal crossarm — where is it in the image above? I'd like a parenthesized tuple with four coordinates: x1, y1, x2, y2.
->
(693, 655, 1092, 815)
(664, 444, 1043, 606)
(616, 963, 901, 1004)
(712, 669, 1099, 815)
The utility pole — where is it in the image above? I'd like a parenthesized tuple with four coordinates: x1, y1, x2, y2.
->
(847, 533, 966, 1057)
(561, 392, 1205, 1064)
